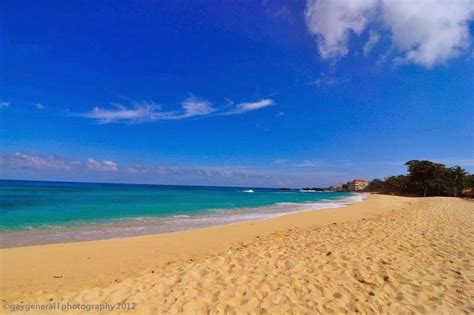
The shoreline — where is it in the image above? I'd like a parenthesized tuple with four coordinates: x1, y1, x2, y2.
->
(0, 193, 365, 248)
(1, 194, 472, 314)
(1, 194, 402, 301)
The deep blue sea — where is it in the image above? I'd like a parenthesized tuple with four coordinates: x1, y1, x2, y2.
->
(0, 180, 363, 247)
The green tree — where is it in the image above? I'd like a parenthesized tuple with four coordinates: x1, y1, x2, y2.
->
(405, 160, 447, 197)
(449, 166, 467, 197)
(365, 179, 385, 192)
(463, 174, 474, 189)
(369, 160, 472, 197)
(383, 175, 409, 195)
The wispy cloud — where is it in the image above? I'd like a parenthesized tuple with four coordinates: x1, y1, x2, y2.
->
(0, 101, 9, 108)
(33, 103, 45, 110)
(293, 160, 325, 167)
(0, 152, 120, 172)
(440, 158, 474, 167)
(222, 99, 275, 115)
(335, 159, 353, 166)
(126, 164, 256, 177)
(178, 97, 216, 118)
(313, 72, 347, 87)
(77, 100, 164, 124)
(0, 152, 79, 171)
(273, 159, 329, 168)
(86, 158, 118, 172)
(376, 161, 406, 166)
(0, 152, 353, 187)
(305, 0, 474, 67)
(363, 30, 380, 56)
(76, 97, 275, 124)
(377, 158, 474, 167)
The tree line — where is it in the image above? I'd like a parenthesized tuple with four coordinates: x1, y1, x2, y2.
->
(365, 160, 474, 197)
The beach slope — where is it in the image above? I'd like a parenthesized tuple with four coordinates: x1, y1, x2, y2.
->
(1, 195, 473, 314)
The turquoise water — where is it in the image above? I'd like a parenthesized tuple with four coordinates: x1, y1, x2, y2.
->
(0, 180, 363, 247)
(0, 180, 356, 231)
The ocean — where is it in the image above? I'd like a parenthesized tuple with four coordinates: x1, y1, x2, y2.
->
(0, 180, 363, 247)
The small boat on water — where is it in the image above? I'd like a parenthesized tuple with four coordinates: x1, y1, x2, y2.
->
(243, 189, 254, 193)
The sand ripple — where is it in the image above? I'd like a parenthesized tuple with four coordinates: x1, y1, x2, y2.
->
(3, 197, 473, 314)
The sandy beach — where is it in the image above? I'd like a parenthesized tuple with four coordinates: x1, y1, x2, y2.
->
(1, 194, 473, 314)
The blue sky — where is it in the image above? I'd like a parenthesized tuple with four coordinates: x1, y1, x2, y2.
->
(1, 0, 473, 187)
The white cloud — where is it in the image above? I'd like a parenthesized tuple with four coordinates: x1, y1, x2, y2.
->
(305, 0, 474, 67)
(176, 97, 216, 118)
(363, 30, 380, 55)
(0, 101, 10, 108)
(33, 103, 45, 110)
(314, 77, 337, 87)
(0, 152, 78, 170)
(125, 164, 258, 180)
(126, 166, 174, 175)
(382, 0, 474, 67)
(305, 0, 378, 60)
(0, 152, 122, 173)
(86, 158, 118, 172)
(77, 98, 215, 124)
(313, 72, 347, 87)
(0, 151, 352, 187)
(78, 101, 163, 124)
(223, 99, 275, 115)
(77, 97, 275, 123)
(293, 160, 325, 167)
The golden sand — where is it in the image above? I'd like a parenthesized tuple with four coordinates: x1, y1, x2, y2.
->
(1, 195, 473, 314)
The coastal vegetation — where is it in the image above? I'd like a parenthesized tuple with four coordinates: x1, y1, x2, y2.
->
(365, 160, 474, 197)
